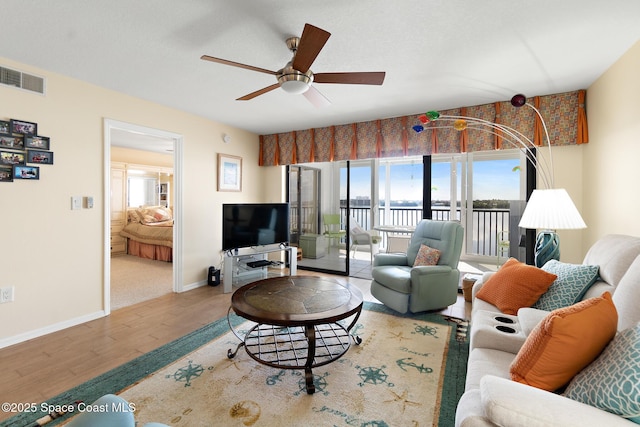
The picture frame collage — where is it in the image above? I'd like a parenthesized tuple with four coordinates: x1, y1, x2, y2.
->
(0, 119, 54, 182)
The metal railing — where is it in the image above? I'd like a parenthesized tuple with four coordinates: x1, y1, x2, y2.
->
(346, 206, 511, 258)
(290, 205, 511, 258)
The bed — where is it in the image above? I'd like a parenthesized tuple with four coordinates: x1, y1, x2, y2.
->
(120, 206, 173, 262)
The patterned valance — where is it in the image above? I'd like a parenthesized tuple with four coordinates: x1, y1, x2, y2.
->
(259, 90, 587, 166)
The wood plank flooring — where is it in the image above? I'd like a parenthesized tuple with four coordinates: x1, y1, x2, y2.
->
(0, 273, 469, 423)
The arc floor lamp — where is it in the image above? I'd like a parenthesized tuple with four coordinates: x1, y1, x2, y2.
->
(413, 94, 586, 267)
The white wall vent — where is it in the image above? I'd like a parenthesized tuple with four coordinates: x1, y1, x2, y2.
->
(0, 66, 45, 95)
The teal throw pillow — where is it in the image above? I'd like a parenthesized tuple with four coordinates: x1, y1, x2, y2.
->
(533, 260, 599, 311)
(565, 323, 640, 422)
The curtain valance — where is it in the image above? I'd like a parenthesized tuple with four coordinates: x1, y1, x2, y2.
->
(259, 90, 587, 167)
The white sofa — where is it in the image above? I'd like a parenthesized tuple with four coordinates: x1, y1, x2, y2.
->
(456, 234, 640, 427)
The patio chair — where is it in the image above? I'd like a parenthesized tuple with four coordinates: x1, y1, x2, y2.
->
(323, 214, 346, 251)
(349, 217, 382, 262)
(370, 219, 464, 313)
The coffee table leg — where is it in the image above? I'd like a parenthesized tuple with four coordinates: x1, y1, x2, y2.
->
(304, 324, 316, 394)
(346, 306, 363, 345)
(227, 306, 246, 359)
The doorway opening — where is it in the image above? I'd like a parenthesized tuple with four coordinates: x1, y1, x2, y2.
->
(103, 119, 183, 314)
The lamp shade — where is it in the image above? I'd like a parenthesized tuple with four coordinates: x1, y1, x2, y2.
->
(519, 189, 586, 230)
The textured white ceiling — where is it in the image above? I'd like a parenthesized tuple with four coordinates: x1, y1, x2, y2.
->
(1, 0, 639, 141)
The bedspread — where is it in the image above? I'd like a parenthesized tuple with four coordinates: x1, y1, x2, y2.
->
(120, 222, 173, 248)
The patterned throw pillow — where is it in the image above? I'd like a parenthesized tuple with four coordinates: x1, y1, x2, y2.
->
(533, 260, 600, 311)
(510, 292, 618, 391)
(565, 323, 640, 423)
(475, 258, 557, 315)
(413, 244, 441, 266)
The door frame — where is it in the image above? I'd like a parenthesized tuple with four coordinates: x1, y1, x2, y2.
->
(103, 119, 184, 315)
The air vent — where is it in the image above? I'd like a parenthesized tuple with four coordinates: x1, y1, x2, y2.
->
(0, 66, 45, 95)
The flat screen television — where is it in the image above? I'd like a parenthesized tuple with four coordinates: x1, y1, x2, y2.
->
(222, 203, 290, 251)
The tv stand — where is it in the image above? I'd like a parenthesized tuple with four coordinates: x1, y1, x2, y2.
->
(223, 245, 297, 293)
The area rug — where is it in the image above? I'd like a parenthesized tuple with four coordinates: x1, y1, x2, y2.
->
(3, 302, 468, 427)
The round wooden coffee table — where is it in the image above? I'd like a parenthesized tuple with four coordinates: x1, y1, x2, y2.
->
(227, 275, 363, 394)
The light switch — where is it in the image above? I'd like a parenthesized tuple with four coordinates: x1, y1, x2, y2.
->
(85, 196, 94, 209)
(71, 196, 82, 210)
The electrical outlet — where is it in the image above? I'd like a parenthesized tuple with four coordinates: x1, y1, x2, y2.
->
(0, 286, 14, 303)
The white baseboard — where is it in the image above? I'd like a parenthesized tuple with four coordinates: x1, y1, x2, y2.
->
(181, 280, 207, 292)
(0, 310, 107, 350)
(1, 281, 214, 349)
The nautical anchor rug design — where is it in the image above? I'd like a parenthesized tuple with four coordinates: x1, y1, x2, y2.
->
(115, 305, 468, 427)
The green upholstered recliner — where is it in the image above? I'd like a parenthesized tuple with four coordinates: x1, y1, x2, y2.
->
(370, 219, 464, 314)
(66, 394, 168, 427)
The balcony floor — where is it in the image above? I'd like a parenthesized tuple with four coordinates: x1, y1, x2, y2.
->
(297, 245, 498, 282)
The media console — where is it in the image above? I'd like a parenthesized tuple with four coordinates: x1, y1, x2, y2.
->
(222, 245, 297, 293)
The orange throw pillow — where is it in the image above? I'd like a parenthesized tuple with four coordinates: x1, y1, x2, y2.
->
(510, 292, 618, 391)
(475, 258, 557, 315)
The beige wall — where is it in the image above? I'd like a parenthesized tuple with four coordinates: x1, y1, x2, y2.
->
(111, 146, 173, 168)
(583, 40, 640, 248)
(539, 145, 586, 264)
(0, 57, 283, 346)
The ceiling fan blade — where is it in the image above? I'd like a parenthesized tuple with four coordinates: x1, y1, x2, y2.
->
(303, 86, 331, 108)
(237, 83, 280, 101)
(314, 72, 386, 85)
(201, 55, 277, 76)
(292, 24, 331, 73)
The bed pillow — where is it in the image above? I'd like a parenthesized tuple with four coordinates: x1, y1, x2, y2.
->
(413, 244, 441, 266)
(565, 322, 640, 423)
(140, 206, 172, 224)
(475, 258, 557, 315)
(510, 292, 618, 391)
(533, 260, 600, 311)
(128, 209, 143, 223)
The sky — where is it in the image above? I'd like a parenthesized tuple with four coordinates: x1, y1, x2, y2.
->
(345, 157, 521, 203)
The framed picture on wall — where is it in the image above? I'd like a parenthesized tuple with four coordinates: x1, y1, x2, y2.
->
(0, 166, 12, 182)
(13, 165, 39, 180)
(0, 134, 24, 150)
(27, 149, 54, 165)
(217, 153, 242, 192)
(0, 150, 25, 166)
(0, 120, 10, 134)
(10, 119, 37, 136)
(25, 135, 50, 150)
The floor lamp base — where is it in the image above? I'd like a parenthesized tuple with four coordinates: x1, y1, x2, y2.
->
(534, 231, 559, 268)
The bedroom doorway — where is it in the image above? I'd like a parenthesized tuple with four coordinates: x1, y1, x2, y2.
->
(103, 119, 183, 314)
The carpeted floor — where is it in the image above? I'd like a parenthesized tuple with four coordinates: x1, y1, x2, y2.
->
(110, 254, 173, 310)
(3, 302, 468, 427)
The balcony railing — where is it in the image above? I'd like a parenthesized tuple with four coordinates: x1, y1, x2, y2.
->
(290, 206, 512, 258)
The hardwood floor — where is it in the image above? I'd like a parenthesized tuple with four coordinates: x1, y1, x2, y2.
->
(0, 272, 470, 423)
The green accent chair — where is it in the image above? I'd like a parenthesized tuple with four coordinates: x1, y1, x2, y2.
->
(323, 214, 346, 251)
(371, 219, 464, 314)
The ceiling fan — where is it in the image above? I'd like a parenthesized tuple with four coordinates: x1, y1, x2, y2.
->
(201, 23, 386, 107)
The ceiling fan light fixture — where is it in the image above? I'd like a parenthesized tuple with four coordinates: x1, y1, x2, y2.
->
(278, 73, 312, 95)
(279, 77, 311, 94)
(277, 63, 313, 94)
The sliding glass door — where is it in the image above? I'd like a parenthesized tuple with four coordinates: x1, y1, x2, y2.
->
(289, 162, 348, 275)
(432, 149, 527, 262)
(289, 149, 527, 274)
